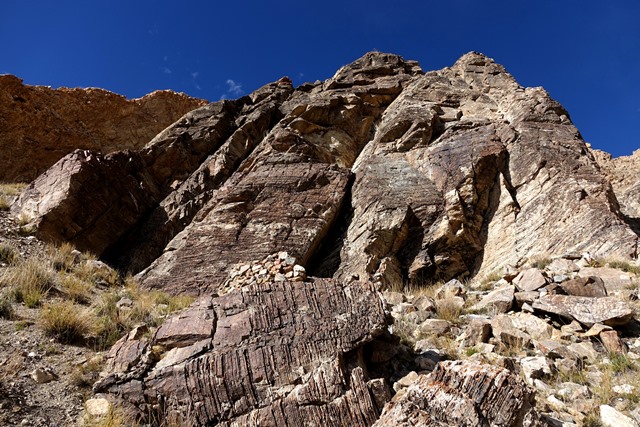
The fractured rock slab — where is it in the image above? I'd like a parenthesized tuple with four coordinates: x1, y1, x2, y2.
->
(532, 295, 633, 327)
(95, 278, 388, 426)
(373, 360, 544, 426)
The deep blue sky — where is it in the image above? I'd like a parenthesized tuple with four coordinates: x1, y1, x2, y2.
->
(2, 1, 638, 156)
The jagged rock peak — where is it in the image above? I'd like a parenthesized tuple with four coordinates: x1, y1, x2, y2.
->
(329, 51, 423, 86)
(10, 50, 640, 296)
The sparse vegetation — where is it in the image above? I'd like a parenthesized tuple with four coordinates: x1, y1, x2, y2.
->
(83, 405, 139, 427)
(583, 414, 604, 427)
(0, 182, 27, 196)
(435, 298, 463, 322)
(480, 270, 503, 286)
(530, 256, 552, 270)
(607, 259, 640, 276)
(0, 195, 9, 210)
(0, 292, 13, 319)
(606, 351, 636, 374)
(40, 300, 94, 343)
(0, 242, 18, 265)
(1, 257, 56, 307)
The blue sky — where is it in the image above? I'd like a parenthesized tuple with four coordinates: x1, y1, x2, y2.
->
(1, 1, 638, 156)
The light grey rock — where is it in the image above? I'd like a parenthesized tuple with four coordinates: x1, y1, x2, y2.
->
(513, 268, 547, 292)
(600, 405, 639, 427)
(472, 285, 514, 313)
(532, 295, 634, 327)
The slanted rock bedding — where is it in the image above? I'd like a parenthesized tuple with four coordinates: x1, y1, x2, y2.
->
(1, 51, 640, 426)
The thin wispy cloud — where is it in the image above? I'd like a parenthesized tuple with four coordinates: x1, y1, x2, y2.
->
(190, 71, 202, 90)
(226, 79, 243, 95)
(219, 79, 244, 100)
(161, 66, 172, 74)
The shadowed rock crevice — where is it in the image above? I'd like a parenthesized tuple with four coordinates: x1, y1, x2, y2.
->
(306, 175, 355, 278)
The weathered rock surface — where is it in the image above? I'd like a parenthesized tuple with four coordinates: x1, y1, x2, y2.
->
(0, 74, 207, 181)
(94, 277, 389, 426)
(12, 51, 639, 296)
(592, 148, 640, 238)
(373, 360, 543, 426)
(532, 294, 633, 327)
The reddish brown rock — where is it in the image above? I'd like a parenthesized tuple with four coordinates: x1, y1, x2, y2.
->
(0, 74, 207, 181)
(373, 360, 543, 426)
(94, 278, 388, 426)
(559, 276, 607, 297)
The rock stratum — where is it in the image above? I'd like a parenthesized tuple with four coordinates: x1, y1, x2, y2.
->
(12, 51, 639, 293)
(6, 51, 640, 426)
(0, 74, 207, 181)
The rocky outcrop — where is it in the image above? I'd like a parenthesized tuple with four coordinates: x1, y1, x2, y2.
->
(592, 148, 640, 236)
(11, 51, 640, 296)
(93, 275, 388, 426)
(0, 74, 207, 182)
(373, 361, 543, 427)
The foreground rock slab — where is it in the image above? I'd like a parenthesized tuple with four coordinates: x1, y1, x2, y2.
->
(94, 278, 388, 426)
(373, 360, 543, 426)
(532, 295, 633, 327)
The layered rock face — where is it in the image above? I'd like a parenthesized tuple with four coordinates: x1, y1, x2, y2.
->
(0, 74, 207, 181)
(592, 148, 640, 236)
(93, 276, 389, 426)
(12, 51, 638, 295)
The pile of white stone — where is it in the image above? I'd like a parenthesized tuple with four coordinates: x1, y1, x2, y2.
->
(220, 251, 307, 294)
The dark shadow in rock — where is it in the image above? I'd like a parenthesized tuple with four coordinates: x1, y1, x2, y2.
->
(307, 176, 354, 278)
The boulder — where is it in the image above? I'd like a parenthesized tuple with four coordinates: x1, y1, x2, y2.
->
(472, 285, 514, 313)
(373, 360, 544, 426)
(559, 276, 607, 297)
(600, 405, 639, 427)
(513, 269, 547, 292)
(532, 295, 634, 327)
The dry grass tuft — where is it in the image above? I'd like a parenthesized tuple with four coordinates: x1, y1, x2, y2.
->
(84, 405, 140, 427)
(0, 292, 13, 319)
(0, 182, 27, 196)
(1, 258, 56, 307)
(0, 243, 19, 265)
(59, 273, 93, 304)
(48, 242, 79, 271)
(0, 195, 9, 210)
(607, 259, 640, 276)
(40, 301, 94, 344)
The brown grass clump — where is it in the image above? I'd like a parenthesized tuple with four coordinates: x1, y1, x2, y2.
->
(0, 292, 13, 319)
(40, 301, 94, 344)
(0, 182, 27, 196)
(0, 243, 19, 265)
(48, 242, 79, 272)
(59, 273, 93, 304)
(1, 258, 56, 307)
(0, 195, 9, 210)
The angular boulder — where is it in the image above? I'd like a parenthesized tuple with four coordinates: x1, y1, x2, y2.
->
(532, 295, 634, 327)
(373, 360, 543, 426)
